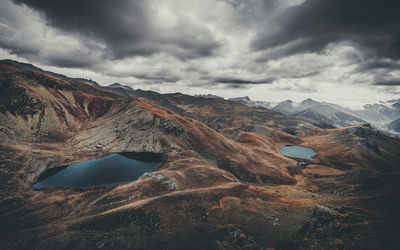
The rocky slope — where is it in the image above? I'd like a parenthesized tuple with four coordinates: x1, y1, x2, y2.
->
(359, 100, 400, 125)
(93, 86, 332, 137)
(0, 61, 399, 249)
(387, 117, 400, 132)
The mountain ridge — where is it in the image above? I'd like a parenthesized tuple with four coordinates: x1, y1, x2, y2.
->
(1, 59, 399, 249)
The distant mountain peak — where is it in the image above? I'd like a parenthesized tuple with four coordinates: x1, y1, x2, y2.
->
(108, 83, 123, 87)
(229, 96, 251, 102)
(301, 98, 318, 105)
(272, 98, 370, 127)
(194, 94, 223, 99)
(228, 96, 271, 109)
(276, 99, 293, 107)
(388, 99, 400, 103)
(107, 83, 134, 91)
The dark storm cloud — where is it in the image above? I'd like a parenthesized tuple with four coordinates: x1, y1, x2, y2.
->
(131, 74, 181, 83)
(356, 59, 400, 72)
(351, 58, 400, 86)
(0, 0, 113, 68)
(103, 65, 182, 83)
(1, 0, 399, 100)
(289, 71, 320, 79)
(372, 72, 400, 86)
(374, 79, 400, 86)
(252, 0, 400, 60)
(12, 0, 220, 61)
(0, 1, 39, 56)
(213, 77, 275, 84)
(217, 0, 240, 8)
(40, 54, 97, 68)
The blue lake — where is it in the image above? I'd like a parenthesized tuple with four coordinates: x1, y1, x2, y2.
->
(33, 153, 162, 189)
(279, 146, 317, 161)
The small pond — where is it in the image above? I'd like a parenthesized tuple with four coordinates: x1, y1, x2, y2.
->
(279, 146, 317, 161)
(33, 152, 162, 190)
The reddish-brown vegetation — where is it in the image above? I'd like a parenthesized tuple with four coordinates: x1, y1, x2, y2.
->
(73, 91, 114, 118)
(0, 62, 399, 249)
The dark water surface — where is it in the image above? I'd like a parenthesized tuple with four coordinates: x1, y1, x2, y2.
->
(34, 153, 162, 189)
(279, 146, 317, 161)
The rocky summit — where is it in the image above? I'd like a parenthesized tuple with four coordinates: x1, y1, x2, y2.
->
(0, 61, 400, 249)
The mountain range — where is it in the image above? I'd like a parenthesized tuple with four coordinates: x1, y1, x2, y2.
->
(3, 59, 399, 134)
(271, 98, 367, 127)
(227, 95, 400, 136)
(84, 79, 400, 135)
(0, 59, 399, 249)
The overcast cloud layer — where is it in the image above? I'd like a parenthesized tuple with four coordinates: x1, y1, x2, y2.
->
(1, 0, 400, 107)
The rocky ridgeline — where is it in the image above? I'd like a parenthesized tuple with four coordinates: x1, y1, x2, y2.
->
(0, 61, 399, 249)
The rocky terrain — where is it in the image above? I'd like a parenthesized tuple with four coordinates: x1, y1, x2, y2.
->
(0, 61, 399, 249)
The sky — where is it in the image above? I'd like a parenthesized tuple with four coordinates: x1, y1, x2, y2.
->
(1, 0, 400, 108)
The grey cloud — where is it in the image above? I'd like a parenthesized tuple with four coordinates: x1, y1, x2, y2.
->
(357, 59, 400, 72)
(252, 0, 400, 60)
(12, 0, 220, 61)
(1, 0, 400, 102)
(39, 53, 98, 68)
(133, 73, 182, 83)
(217, 0, 241, 8)
(0, 1, 40, 56)
(378, 86, 400, 95)
(271, 82, 318, 93)
(374, 79, 400, 86)
(372, 72, 400, 86)
(289, 71, 320, 79)
(103, 65, 182, 83)
(213, 77, 275, 84)
(354, 58, 400, 87)
(0, 0, 107, 68)
(227, 83, 252, 89)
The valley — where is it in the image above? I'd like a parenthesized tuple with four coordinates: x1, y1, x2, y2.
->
(0, 61, 399, 249)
